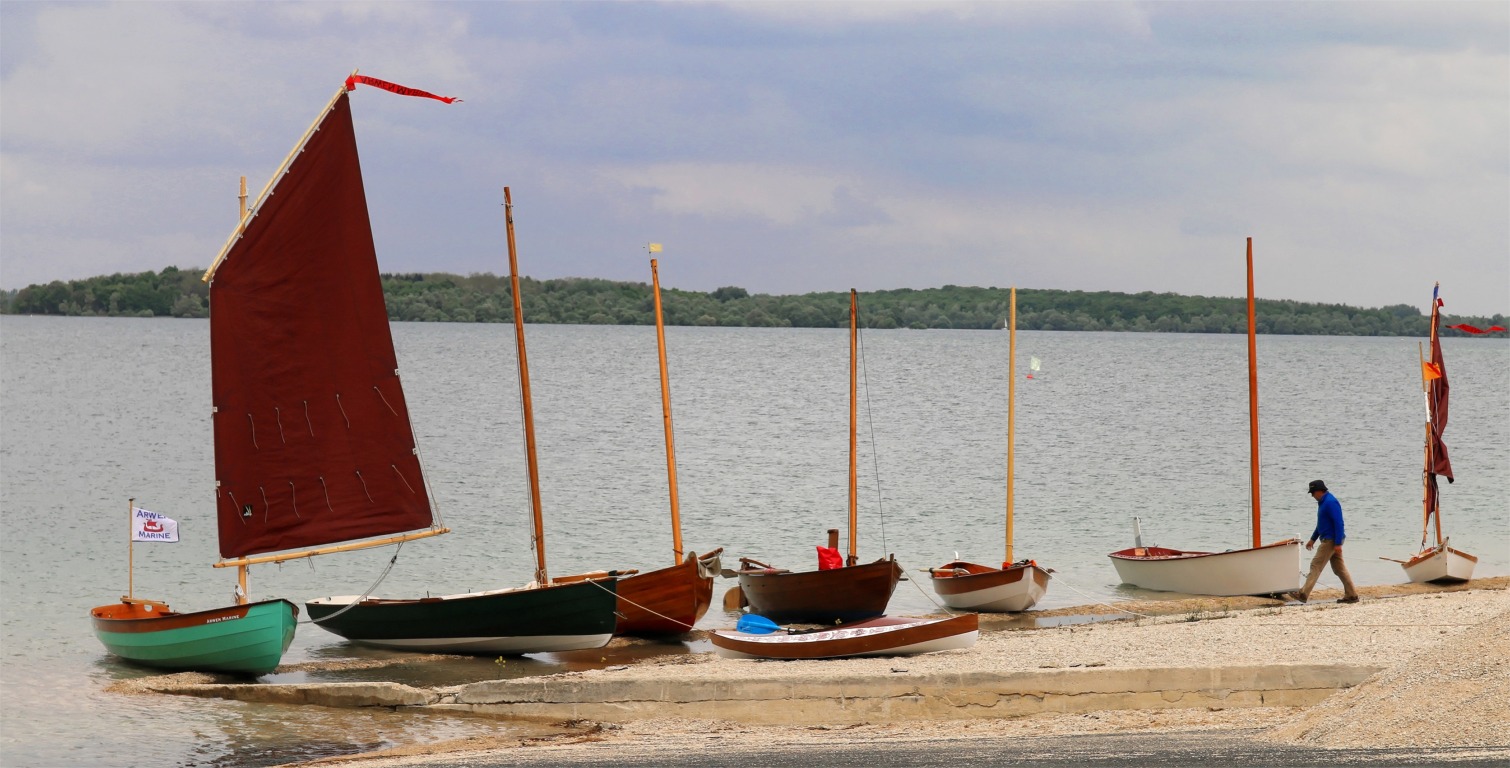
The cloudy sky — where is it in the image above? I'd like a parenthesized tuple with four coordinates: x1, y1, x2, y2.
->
(2, 2, 1506, 315)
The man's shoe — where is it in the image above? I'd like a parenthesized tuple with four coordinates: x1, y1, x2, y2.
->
(1338, 596, 1360, 604)
(1287, 591, 1308, 603)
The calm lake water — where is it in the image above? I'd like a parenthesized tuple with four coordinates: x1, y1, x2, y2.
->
(2, 316, 1506, 766)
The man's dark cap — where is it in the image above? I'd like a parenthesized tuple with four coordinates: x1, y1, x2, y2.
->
(1308, 480, 1328, 494)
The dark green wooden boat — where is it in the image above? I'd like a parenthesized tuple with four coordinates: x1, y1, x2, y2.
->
(305, 576, 618, 654)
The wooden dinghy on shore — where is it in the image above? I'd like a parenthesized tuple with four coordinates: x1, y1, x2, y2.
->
(91, 596, 298, 675)
(709, 613, 979, 660)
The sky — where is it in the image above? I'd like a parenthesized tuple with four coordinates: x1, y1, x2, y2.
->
(2, 1, 1507, 315)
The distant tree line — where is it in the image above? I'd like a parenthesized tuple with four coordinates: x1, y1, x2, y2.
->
(4, 268, 1505, 338)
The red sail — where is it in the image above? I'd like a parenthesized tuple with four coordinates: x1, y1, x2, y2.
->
(1427, 298, 1453, 484)
(209, 92, 433, 559)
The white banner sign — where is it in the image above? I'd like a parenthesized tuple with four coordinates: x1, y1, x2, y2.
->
(131, 506, 180, 543)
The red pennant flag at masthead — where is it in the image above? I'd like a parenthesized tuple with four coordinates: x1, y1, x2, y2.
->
(345, 75, 461, 104)
(1447, 323, 1507, 334)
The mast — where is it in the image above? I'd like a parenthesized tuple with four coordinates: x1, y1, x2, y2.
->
(1006, 287, 1017, 565)
(1246, 237, 1262, 548)
(651, 259, 684, 566)
(1418, 341, 1437, 549)
(505, 187, 549, 585)
(234, 177, 250, 604)
(847, 289, 859, 567)
(127, 497, 135, 600)
(1422, 282, 1445, 549)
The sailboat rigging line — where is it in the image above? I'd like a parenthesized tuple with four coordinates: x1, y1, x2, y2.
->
(304, 400, 314, 437)
(336, 393, 350, 429)
(400, 406, 445, 527)
(247, 413, 259, 449)
(1046, 574, 1156, 620)
(288, 481, 300, 518)
(275, 407, 286, 443)
(508, 311, 536, 558)
(319, 476, 334, 513)
(355, 470, 373, 503)
(904, 567, 947, 612)
(305, 541, 405, 626)
(260, 487, 270, 522)
(582, 577, 694, 630)
(228, 491, 245, 525)
(856, 322, 888, 554)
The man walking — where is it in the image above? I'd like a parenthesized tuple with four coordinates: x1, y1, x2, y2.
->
(1293, 480, 1359, 604)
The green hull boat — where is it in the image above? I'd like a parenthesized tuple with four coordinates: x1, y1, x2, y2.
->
(91, 598, 298, 675)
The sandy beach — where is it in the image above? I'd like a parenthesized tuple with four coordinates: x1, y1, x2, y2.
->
(261, 578, 1509, 767)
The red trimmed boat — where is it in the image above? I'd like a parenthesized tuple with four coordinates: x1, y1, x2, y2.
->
(710, 613, 978, 660)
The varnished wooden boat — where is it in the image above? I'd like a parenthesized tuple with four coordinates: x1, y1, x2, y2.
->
(710, 613, 978, 660)
(736, 552, 903, 624)
(928, 559, 1051, 612)
(734, 290, 902, 624)
(615, 549, 723, 635)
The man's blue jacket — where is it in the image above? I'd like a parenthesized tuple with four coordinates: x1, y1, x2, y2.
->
(1310, 492, 1345, 545)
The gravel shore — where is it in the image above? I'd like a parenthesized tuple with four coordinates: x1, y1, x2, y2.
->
(293, 580, 1508, 767)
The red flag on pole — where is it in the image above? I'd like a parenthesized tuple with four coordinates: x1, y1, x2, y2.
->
(345, 75, 461, 104)
(1447, 323, 1507, 334)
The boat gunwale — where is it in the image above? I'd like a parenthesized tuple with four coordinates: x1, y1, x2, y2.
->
(1108, 539, 1301, 562)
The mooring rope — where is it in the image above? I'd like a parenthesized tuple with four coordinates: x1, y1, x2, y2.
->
(583, 576, 695, 631)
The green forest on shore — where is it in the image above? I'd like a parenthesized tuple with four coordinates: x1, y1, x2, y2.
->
(3, 267, 1504, 337)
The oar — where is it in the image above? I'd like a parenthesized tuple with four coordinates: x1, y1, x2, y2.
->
(1377, 556, 1410, 564)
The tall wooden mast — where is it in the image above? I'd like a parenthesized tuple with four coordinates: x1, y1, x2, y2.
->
(505, 187, 549, 585)
(1246, 237, 1262, 548)
(650, 259, 684, 566)
(1006, 287, 1017, 565)
(847, 289, 859, 566)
